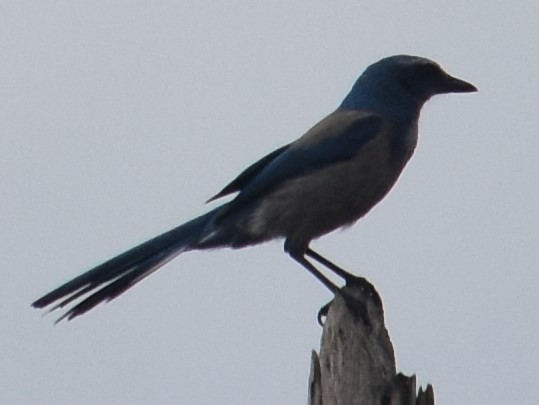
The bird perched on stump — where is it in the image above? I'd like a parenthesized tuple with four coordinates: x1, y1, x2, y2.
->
(32, 55, 477, 322)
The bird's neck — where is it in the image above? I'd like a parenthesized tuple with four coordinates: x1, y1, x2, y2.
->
(339, 81, 424, 121)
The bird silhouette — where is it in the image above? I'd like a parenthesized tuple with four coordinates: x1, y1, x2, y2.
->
(32, 55, 477, 322)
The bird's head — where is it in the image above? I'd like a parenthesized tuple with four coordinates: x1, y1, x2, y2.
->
(340, 55, 477, 118)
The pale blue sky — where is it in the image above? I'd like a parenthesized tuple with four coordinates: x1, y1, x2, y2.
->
(3, 2, 538, 404)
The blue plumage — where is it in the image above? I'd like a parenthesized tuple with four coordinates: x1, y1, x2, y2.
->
(32, 55, 476, 321)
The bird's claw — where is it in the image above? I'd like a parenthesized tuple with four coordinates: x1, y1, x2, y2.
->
(317, 301, 332, 326)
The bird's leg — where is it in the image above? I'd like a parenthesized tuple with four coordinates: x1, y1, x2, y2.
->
(306, 247, 382, 320)
(305, 248, 356, 281)
(288, 252, 340, 294)
(286, 249, 368, 328)
(307, 248, 382, 307)
(286, 243, 376, 328)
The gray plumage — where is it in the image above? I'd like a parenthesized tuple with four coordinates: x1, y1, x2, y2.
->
(32, 55, 477, 321)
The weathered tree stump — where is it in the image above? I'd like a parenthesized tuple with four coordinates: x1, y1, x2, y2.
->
(308, 279, 434, 405)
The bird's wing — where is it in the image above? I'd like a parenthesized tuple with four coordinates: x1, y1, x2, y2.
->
(216, 109, 384, 218)
(207, 143, 291, 202)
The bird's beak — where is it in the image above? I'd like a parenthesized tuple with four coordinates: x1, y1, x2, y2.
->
(440, 74, 478, 94)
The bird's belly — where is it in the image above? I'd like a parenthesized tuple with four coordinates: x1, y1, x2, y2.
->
(247, 134, 412, 247)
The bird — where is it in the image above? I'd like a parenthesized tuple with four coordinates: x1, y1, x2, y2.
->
(32, 55, 477, 322)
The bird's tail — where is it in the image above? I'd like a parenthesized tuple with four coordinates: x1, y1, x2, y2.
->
(32, 207, 221, 322)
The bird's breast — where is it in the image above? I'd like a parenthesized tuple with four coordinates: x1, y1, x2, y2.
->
(246, 121, 418, 244)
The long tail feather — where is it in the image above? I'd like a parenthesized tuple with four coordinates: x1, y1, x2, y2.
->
(32, 208, 219, 321)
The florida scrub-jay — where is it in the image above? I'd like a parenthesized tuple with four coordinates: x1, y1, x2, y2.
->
(32, 55, 477, 321)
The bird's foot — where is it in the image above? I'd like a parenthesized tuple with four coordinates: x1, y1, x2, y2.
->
(317, 290, 371, 330)
(344, 275, 382, 308)
(317, 277, 382, 331)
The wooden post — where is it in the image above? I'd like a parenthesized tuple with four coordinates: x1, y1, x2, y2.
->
(308, 280, 434, 405)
